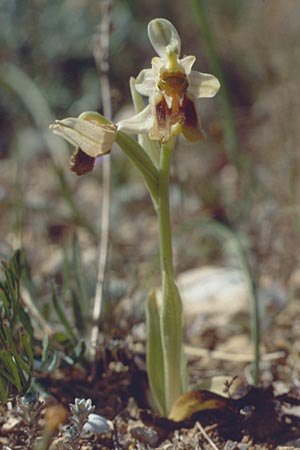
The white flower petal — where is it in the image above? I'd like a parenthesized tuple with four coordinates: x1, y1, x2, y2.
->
(117, 105, 154, 134)
(50, 118, 117, 157)
(135, 69, 157, 96)
(148, 18, 181, 58)
(151, 56, 166, 75)
(188, 71, 221, 98)
(179, 55, 195, 75)
(130, 76, 146, 113)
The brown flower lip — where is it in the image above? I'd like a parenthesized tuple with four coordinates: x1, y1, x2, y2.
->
(70, 147, 96, 176)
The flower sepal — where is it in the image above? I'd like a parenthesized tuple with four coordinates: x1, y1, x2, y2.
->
(50, 114, 117, 159)
(49, 112, 117, 175)
(148, 18, 181, 59)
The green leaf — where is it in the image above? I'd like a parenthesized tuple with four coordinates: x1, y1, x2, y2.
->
(0, 285, 10, 317)
(71, 289, 85, 335)
(3, 326, 31, 376)
(0, 350, 18, 385)
(46, 351, 60, 372)
(52, 332, 69, 344)
(192, 0, 239, 163)
(50, 282, 77, 345)
(2, 349, 22, 391)
(61, 246, 71, 297)
(160, 262, 186, 414)
(19, 329, 34, 373)
(42, 334, 50, 363)
(0, 251, 33, 401)
(72, 233, 89, 329)
(19, 307, 34, 340)
(0, 377, 8, 403)
(145, 289, 166, 415)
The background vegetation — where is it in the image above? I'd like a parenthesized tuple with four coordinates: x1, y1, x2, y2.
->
(0, 0, 300, 397)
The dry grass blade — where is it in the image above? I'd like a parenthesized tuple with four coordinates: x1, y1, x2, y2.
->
(184, 345, 285, 362)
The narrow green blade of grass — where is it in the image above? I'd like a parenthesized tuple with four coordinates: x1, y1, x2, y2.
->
(72, 233, 90, 327)
(50, 282, 77, 345)
(70, 289, 85, 336)
(61, 247, 86, 334)
(0, 376, 8, 402)
(192, 0, 239, 164)
(18, 307, 34, 340)
(0, 351, 18, 386)
(4, 268, 18, 321)
(0, 287, 10, 322)
(3, 325, 30, 376)
(45, 351, 60, 372)
(62, 246, 71, 297)
(0, 349, 22, 391)
(42, 334, 50, 364)
(19, 329, 34, 371)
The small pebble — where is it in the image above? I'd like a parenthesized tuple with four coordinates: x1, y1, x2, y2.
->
(237, 444, 249, 450)
(83, 413, 111, 434)
(130, 425, 159, 446)
(2, 417, 20, 432)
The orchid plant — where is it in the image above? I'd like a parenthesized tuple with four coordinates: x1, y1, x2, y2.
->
(50, 18, 220, 416)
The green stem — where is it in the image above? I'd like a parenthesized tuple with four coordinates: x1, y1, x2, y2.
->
(158, 141, 175, 275)
(157, 139, 185, 413)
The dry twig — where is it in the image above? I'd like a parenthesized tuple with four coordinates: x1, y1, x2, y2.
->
(196, 421, 220, 450)
(90, 0, 113, 365)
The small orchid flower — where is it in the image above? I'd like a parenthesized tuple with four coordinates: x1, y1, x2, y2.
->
(50, 113, 117, 175)
(117, 18, 220, 143)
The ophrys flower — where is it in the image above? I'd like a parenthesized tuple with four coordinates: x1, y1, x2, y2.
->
(117, 18, 220, 143)
(50, 113, 117, 175)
